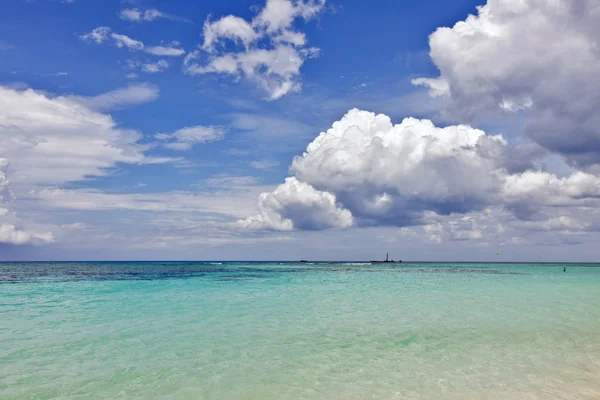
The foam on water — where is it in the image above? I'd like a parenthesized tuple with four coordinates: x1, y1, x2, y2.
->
(1, 262, 600, 399)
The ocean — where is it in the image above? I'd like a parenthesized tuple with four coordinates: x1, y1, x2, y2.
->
(1, 262, 599, 399)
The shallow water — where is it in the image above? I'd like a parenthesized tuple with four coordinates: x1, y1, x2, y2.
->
(1, 262, 599, 399)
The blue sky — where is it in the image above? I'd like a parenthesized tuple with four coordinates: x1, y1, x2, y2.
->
(2, 0, 467, 186)
(2, 0, 600, 261)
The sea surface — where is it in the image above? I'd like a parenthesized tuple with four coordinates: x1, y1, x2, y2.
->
(1, 261, 600, 399)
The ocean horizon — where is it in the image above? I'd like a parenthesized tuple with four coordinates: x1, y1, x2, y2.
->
(2, 261, 599, 399)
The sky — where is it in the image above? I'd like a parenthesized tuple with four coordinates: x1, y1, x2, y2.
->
(1, 0, 600, 261)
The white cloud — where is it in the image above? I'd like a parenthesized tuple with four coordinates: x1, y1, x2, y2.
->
(119, 8, 161, 22)
(411, 77, 449, 98)
(142, 59, 170, 73)
(155, 126, 225, 151)
(202, 15, 259, 51)
(413, 0, 600, 168)
(81, 27, 111, 44)
(0, 85, 159, 187)
(253, 0, 325, 32)
(275, 29, 306, 46)
(238, 177, 353, 231)
(119, 8, 186, 23)
(82, 27, 143, 50)
(68, 83, 159, 111)
(30, 182, 269, 219)
(144, 45, 185, 57)
(111, 33, 144, 50)
(242, 109, 600, 232)
(185, 0, 326, 99)
(15, 174, 285, 250)
(186, 45, 304, 99)
(81, 27, 184, 57)
(0, 223, 53, 246)
(393, 204, 600, 248)
(0, 84, 190, 246)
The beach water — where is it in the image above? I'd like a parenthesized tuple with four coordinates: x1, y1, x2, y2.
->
(1, 262, 600, 399)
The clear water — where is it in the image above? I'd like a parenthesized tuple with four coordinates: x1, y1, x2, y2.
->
(1, 262, 599, 399)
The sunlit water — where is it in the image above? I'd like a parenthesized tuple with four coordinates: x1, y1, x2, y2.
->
(1, 262, 600, 399)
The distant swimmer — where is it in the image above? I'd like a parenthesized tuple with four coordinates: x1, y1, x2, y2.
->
(564, 267, 566, 272)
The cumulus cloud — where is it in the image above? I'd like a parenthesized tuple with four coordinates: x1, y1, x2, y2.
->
(81, 27, 184, 57)
(242, 109, 600, 232)
(155, 126, 225, 151)
(238, 177, 354, 231)
(413, 0, 600, 168)
(184, 0, 326, 99)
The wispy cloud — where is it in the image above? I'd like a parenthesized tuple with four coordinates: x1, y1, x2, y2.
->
(155, 126, 226, 151)
(144, 45, 185, 57)
(250, 160, 279, 169)
(119, 8, 191, 23)
(81, 27, 185, 57)
(67, 83, 159, 111)
(141, 60, 169, 73)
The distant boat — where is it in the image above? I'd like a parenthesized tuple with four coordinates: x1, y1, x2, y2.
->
(370, 253, 402, 263)
(300, 260, 308, 263)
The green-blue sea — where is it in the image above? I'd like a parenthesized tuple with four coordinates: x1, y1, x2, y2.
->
(1, 262, 600, 399)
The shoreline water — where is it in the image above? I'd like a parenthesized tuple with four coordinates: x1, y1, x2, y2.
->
(2, 262, 599, 399)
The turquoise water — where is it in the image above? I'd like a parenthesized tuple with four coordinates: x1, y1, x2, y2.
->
(1, 262, 600, 399)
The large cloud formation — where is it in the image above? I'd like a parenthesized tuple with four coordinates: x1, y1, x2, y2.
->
(241, 109, 600, 232)
(0, 84, 168, 245)
(184, 0, 325, 99)
(243, 0, 600, 243)
(412, 0, 600, 168)
(0, 86, 149, 186)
